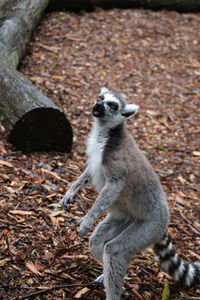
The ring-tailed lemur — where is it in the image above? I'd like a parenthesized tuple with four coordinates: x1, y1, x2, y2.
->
(59, 88, 200, 300)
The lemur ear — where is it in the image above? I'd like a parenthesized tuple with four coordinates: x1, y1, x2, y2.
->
(100, 87, 109, 94)
(121, 104, 139, 118)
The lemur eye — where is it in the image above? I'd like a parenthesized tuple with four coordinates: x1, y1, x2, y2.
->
(107, 102, 119, 111)
(97, 95, 104, 102)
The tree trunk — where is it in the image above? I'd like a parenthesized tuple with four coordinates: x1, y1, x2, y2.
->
(0, 0, 49, 68)
(47, 0, 200, 12)
(0, 64, 73, 153)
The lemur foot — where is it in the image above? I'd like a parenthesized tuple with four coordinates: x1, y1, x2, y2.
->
(94, 274, 126, 291)
(94, 274, 104, 285)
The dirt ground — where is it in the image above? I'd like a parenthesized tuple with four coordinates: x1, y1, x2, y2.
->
(0, 7, 200, 300)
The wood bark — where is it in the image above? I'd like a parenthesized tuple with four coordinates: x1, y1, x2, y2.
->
(0, 0, 73, 153)
(0, 0, 49, 68)
(0, 64, 73, 153)
(48, 0, 200, 12)
(0, 1, 19, 24)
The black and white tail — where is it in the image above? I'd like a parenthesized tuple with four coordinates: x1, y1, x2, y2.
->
(153, 233, 200, 287)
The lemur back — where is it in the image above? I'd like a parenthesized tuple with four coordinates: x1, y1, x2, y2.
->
(60, 88, 200, 300)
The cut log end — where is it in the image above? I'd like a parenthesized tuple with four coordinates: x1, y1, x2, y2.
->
(8, 107, 73, 153)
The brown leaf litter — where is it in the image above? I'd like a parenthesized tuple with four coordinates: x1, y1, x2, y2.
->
(0, 7, 200, 300)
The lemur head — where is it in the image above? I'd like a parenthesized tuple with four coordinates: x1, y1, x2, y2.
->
(92, 87, 139, 128)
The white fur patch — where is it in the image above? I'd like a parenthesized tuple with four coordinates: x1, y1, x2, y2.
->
(100, 87, 109, 94)
(174, 260, 185, 281)
(172, 253, 179, 264)
(124, 104, 139, 113)
(185, 264, 195, 286)
(87, 122, 107, 191)
(154, 255, 160, 262)
(103, 93, 120, 104)
(159, 242, 173, 258)
(95, 274, 104, 284)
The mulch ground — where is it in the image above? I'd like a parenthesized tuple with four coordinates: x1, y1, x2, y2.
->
(0, 7, 200, 300)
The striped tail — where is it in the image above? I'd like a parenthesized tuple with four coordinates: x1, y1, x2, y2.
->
(153, 233, 200, 287)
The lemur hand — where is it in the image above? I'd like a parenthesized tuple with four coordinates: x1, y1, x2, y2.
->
(59, 190, 75, 210)
(77, 215, 93, 236)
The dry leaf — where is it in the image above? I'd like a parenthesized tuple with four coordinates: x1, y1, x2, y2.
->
(9, 210, 35, 216)
(50, 210, 65, 217)
(25, 261, 43, 276)
(34, 261, 45, 272)
(192, 151, 200, 156)
(174, 194, 185, 205)
(0, 160, 15, 168)
(43, 251, 54, 260)
(69, 231, 77, 241)
(74, 287, 90, 299)
(0, 258, 10, 266)
(61, 254, 88, 259)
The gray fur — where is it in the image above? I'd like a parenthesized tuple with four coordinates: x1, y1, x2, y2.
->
(59, 167, 91, 207)
(60, 88, 199, 300)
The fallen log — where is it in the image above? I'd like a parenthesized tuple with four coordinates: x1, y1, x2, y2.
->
(48, 0, 200, 12)
(0, 0, 73, 153)
(0, 64, 73, 153)
(0, 0, 49, 68)
(0, 1, 18, 24)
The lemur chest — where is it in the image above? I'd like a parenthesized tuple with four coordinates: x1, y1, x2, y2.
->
(86, 130, 107, 191)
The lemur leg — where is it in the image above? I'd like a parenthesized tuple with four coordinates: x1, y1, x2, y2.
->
(103, 220, 163, 300)
(89, 214, 131, 263)
(89, 214, 132, 287)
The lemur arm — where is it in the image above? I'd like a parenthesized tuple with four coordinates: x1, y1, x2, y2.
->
(78, 177, 125, 236)
(59, 167, 91, 209)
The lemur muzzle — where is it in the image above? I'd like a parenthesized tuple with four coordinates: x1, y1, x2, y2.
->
(92, 102, 105, 117)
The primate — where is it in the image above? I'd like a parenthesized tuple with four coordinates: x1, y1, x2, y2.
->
(59, 88, 200, 300)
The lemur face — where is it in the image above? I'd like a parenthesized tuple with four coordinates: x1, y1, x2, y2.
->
(92, 93, 121, 118)
(92, 88, 139, 128)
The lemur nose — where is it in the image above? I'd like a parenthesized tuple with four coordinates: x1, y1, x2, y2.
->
(93, 102, 104, 110)
(96, 102, 103, 107)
